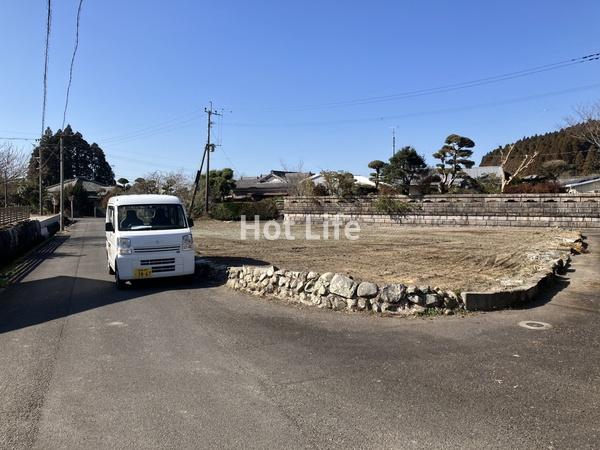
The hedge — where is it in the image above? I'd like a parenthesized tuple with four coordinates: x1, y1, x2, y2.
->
(209, 199, 280, 221)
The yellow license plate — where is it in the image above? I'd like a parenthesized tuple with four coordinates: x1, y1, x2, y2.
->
(134, 268, 153, 279)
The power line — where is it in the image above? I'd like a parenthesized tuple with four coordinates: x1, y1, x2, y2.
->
(226, 81, 600, 128)
(255, 51, 600, 112)
(96, 108, 204, 143)
(62, 0, 84, 129)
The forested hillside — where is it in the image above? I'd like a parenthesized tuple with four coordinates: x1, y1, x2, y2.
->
(480, 123, 599, 176)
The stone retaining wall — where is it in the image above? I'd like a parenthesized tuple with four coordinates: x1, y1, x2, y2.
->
(283, 194, 600, 228)
(216, 250, 571, 313)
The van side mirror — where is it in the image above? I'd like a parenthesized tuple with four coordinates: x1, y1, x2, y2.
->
(105, 222, 114, 232)
(187, 217, 194, 227)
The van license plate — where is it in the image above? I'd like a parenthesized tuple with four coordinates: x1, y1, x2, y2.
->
(134, 268, 152, 279)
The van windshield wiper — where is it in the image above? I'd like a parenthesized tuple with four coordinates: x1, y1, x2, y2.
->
(128, 225, 153, 230)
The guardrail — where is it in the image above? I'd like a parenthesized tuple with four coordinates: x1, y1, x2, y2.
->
(0, 206, 30, 227)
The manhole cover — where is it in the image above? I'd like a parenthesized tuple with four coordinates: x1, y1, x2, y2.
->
(518, 320, 552, 330)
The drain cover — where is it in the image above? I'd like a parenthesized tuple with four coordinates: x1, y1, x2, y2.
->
(518, 320, 552, 330)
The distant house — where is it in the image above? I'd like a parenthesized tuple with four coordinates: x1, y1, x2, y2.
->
(462, 166, 504, 179)
(46, 178, 116, 216)
(564, 176, 600, 193)
(232, 171, 313, 200)
(308, 173, 378, 188)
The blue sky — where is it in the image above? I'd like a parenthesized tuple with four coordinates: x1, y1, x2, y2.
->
(1, 0, 599, 181)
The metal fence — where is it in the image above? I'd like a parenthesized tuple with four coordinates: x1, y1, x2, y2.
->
(0, 206, 30, 227)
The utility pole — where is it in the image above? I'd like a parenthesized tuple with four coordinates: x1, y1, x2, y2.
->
(392, 127, 396, 156)
(204, 102, 221, 214)
(38, 144, 43, 215)
(59, 136, 64, 231)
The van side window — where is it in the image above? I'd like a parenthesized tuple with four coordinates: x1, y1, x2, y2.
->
(107, 206, 115, 227)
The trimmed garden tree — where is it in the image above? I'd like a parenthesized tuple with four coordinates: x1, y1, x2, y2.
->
(433, 134, 475, 193)
(368, 160, 386, 189)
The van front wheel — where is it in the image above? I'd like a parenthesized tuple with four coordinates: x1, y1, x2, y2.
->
(115, 263, 127, 290)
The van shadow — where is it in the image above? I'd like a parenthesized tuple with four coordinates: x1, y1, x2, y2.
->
(0, 274, 216, 334)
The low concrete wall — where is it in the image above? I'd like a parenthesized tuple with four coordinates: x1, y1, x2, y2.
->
(0, 215, 60, 267)
(284, 194, 600, 228)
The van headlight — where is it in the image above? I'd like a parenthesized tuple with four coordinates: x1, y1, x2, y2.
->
(182, 234, 193, 250)
(117, 237, 133, 255)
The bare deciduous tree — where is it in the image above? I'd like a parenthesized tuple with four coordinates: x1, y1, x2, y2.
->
(499, 144, 540, 193)
(0, 143, 28, 207)
(565, 101, 600, 149)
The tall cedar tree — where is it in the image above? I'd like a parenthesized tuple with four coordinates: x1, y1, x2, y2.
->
(432, 135, 475, 193)
(380, 147, 427, 194)
(27, 126, 115, 187)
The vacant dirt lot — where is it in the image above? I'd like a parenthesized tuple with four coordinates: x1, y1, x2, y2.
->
(193, 220, 578, 291)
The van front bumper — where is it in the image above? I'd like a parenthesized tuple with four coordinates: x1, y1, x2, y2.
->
(116, 251, 195, 280)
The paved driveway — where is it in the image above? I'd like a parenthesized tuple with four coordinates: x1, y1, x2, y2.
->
(0, 218, 598, 449)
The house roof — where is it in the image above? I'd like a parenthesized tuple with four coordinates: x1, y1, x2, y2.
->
(46, 178, 115, 193)
(564, 176, 600, 188)
(463, 166, 503, 178)
(308, 173, 377, 187)
(233, 171, 313, 195)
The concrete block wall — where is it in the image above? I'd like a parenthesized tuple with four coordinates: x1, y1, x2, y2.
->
(283, 194, 600, 228)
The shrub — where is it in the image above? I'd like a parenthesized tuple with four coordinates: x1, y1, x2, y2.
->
(373, 195, 417, 215)
(504, 182, 566, 194)
(209, 199, 280, 221)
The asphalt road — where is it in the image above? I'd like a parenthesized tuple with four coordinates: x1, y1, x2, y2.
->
(0, 218, 599, 449)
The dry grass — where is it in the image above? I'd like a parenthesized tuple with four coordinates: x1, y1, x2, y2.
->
(193, 220, 578, 291)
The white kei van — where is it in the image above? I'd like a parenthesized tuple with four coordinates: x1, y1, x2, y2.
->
(105, 195, 195, 288)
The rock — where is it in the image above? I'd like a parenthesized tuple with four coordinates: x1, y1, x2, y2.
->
(357, 298, 369, 311)
(381, 302, 392, 312)
(317, 284, 328, 296)
(346, 298, 358, 310)
(318, 297, 332, 309)
(319, 272, 335, 283)
(278, 277, 287, 287)
(411, 304, 426, 314)
(266, 266, 276, 277)
(443, 308, 454, 316)
(406, 285, 418, 295)
(408, 294, 424, 305)
(295, 281, 305, 293)
(444, 296, 459, 309)
(418, 285, 430, 294)
(372, 303, 381, 313)
(357, 282, 378, 298)
(307, 271, 319, 280)
(258, 273, 267, 282)
(425, 294, 440, 307)
(380, 284, 407, 304)
(331, 296, 347, 311)
(329, 274, 358, 299)
(304, 280, 316, 293)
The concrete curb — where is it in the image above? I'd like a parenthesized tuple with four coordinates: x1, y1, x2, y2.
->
(460, 255, 570, 311)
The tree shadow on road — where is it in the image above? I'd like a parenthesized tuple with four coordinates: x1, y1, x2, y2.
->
(0, 273, 220, 334)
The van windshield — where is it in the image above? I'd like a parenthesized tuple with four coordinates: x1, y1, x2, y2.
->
(118, 204, 187, 231)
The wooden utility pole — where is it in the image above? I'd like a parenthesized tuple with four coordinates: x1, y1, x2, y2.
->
(204, 102, 221, 214)
(38, 145, 43, 215)
(59, 136, 64, 230)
